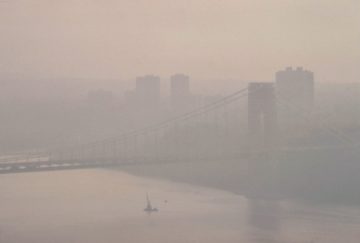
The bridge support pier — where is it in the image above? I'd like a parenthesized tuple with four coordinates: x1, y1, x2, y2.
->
(248, 82, 278, 149)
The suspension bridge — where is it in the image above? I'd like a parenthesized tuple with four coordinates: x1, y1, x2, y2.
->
(0, 83, 358, 174)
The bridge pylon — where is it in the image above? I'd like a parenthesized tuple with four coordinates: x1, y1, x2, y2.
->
(248, 82, 278, 150)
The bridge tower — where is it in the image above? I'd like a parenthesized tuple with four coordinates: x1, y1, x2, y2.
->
(248, 82, 278, 148)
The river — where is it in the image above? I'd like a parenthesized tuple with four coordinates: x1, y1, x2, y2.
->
(0, 169, 360, 243)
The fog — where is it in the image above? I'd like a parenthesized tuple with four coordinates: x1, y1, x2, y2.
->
(1, 1, 360, 243)
(1, 0, 359, 82)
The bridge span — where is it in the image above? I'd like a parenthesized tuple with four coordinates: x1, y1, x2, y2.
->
(1, 84, 357, 175)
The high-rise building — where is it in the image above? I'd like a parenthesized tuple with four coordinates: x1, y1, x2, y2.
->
(135, 75, 161, 108)
(170, 74, 190, 110)
(275, 67, 314, 112)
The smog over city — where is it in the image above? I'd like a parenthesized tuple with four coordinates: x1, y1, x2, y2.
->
(0, 1, 359, 243)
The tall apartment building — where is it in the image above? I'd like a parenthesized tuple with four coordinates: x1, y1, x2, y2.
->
(170, 74, 190, 111)
(275, 67, 315, 112)
(135, 75, 161, 108)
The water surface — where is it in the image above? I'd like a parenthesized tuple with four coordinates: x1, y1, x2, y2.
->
(0, 169, 359, 243)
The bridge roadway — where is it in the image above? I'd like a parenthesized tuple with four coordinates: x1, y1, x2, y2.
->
(0, 159, 116, 174)
(0, 158, 189, 174)
(0, 151, 257, 174)
(0, 157, 195, 174)
(0, 144, 357, 174)
(0, 156, 233, 174)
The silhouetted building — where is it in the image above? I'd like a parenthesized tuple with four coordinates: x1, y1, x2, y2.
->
(170, 74, 190, 111)
(135, 75, 161, 108)
(275, 67, 314, 112)
(248, 82, 277, 148)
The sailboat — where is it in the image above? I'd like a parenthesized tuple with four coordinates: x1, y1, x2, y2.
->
(144, 193, 158, 213)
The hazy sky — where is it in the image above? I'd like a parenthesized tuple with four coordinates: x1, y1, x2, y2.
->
(0, 0, 359, 84)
